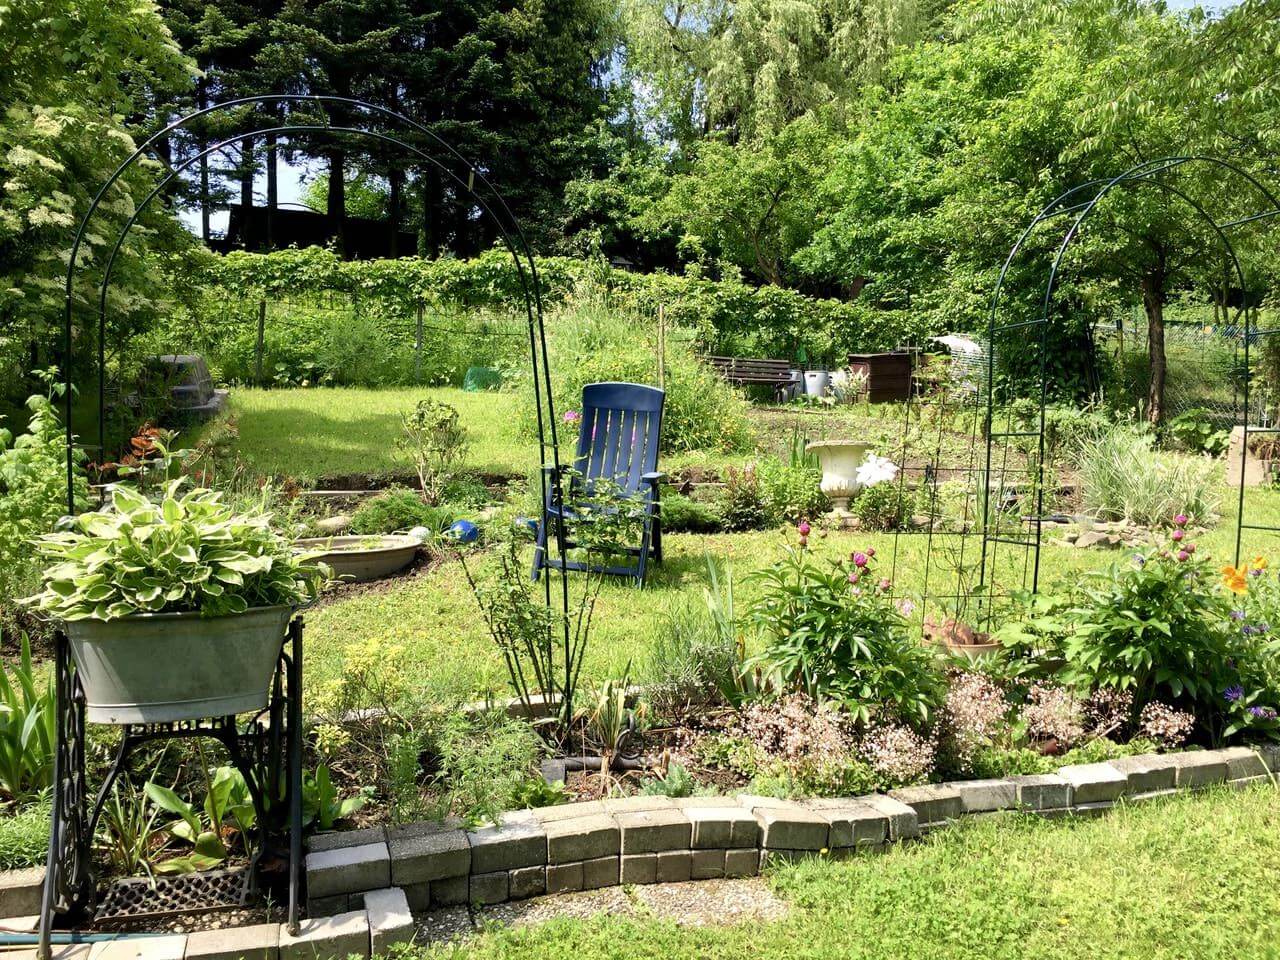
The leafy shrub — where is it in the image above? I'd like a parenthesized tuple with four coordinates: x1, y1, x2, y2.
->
(0, 634, 54, 802)
(721, 464, 769, 531)
(350, 489, 454, 536)
(746, 544, 943, 725)
(640, 762, 712, 797)
(399, 400, 468, 505)
(1165, 407, 1229, 456)
(26, 481, 328, 620)
(659, 492, 724, 533)
(0, 382, 87, 630)
(509, 776, 567, 810)
(644, 595, 741, 720)
(853, 481, 908, 532)
(0, 800, 49, 869)
(758, 458, 828, 525)
(427, 710, 546, 826)
(1077, 426, 1220, 526)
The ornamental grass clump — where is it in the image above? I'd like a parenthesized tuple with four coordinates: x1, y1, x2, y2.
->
(25, 481, 328, 621)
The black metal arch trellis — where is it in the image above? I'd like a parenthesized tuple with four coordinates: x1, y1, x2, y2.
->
(977, 154, 1280, 621)
(46, 95, 573, 955)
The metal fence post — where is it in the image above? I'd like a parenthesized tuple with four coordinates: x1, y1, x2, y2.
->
(254, 299, 266, 386)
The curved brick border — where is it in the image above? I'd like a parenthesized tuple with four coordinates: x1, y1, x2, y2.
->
(4, 745, 1276, 960)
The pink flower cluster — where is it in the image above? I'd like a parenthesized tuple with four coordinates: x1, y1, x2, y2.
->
(1170, 513, 1196, 562)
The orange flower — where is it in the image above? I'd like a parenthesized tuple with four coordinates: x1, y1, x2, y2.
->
(1251, 556, 1269, 573)
(1222, 565, 1248, 594)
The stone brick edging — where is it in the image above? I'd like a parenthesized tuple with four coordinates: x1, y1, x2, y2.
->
(3, 745, 1275, 960)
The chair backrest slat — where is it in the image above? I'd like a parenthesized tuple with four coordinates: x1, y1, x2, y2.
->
(572, 383, 664, 495)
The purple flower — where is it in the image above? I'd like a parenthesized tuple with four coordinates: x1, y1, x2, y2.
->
(853, 552, 868, 568)
(1248, 706, 1277, 720)
(1174, 514, 1188, 526)
(1224, 685, 1244, 703)
(1172, 529, 1185, 542)
(563, 410, 580, 424)
(1133, 554, 1146, 567)
(1230, 609, 1245, 621)
(1176, 550, 1189, 562)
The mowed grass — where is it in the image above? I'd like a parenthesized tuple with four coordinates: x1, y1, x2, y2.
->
(209, 387, 533, 482)
(412, 785, 1280, 960)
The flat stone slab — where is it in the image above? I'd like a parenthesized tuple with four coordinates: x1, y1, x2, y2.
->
(889, 785, 963, 824)
(1009, 774, 1071, 810)
(948, 779, 1016, 813)
(363, 887, 414, 954)
(1168, 751, 1229, 789)
(307, 827, 387, 854)
(616, 809, 692, 854)
(678, 803, 760, 849)
(278, 911, 369, 960)
(806, 799, 888, 847)
(306, 842, 390, 898)
(859, 794, 919, 839)
(530, 801, 607, 823)
(90, 935, 187, 960)
(601, 796, 676, 813)
(1217, 746, 1270, 781)
(544, 815, 620, 864)
(388, 824, 470, 885)
(751, 805, 829, 851)
(0, 867, 45, 919)
(1057, 763, 1127, 803)
(1107, 755, 1176, 794)
(185, 923, 280, 960)
(467, 820, 547, 873)
(509, 865, 546, 900)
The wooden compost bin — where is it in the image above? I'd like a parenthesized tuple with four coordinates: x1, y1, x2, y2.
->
(847, 351, 914, 403)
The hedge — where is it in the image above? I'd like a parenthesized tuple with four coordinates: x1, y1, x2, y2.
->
(192, 247, 931, 362)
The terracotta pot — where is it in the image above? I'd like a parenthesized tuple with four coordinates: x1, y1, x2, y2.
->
(923, 616, 999, 661)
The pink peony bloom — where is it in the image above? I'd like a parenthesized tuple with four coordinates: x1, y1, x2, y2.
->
(1172, 529, 1184, 542)
(1174, 514, 1188, 526)
(853, 552, 868, 568)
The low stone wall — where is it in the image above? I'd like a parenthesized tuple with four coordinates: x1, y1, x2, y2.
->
(3, 745, 1276, 960)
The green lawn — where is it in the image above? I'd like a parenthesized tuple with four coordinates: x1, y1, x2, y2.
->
(414, 785, 1280, 960)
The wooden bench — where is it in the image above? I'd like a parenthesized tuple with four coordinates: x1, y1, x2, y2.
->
(707, 356, 795, 398)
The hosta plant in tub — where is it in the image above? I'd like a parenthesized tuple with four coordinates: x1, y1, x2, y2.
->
(25, 481, 329, 724)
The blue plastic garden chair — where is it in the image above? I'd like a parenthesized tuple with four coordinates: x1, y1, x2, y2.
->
(531, 382, 665, 585)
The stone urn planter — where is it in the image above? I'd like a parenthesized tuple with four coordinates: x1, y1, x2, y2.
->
(65, 605, 293, 724)
(806, 440, 871, 513)
(293, 534, 420, 583)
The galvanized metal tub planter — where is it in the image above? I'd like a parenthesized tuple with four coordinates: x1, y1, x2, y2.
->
(293, 535, 420, 584)
(64, 605, 293, 725)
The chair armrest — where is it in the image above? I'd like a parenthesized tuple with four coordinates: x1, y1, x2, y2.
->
(641, 471, 665, 485)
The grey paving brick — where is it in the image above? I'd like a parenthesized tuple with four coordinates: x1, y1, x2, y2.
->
(620, 853, 657, 884)
(1168, 751, 1228, 789)
(388, 825, 470, 886)
(0, 867, 44, 919)
(601, 796, 675, 813)
(363, 888, 414, 955)
(759, 849, 817, 868)
(654, 850, 692, 883)
(305, 843, 390, 899)
(859, 794, 920, 839)
(690, 849, 726, 880)
(305, 894, 349, 919)
(1009, 774, 1072, 810)
(428, 875, 469, 906)
(1107, 755, 1176, 794)
(401, 882, 431, 912)
(949, 779, 1017, 813)
(807, 799, 888, 848)
(468, 871, 509, 906)
(530, 801, 606, 823)
(306, 827, 387, 855)
(278, 910, 369, 960)
(615, 809, 692, 854)
(679, 804, 760, 849)
(466, 820, 546, 873)
(1217, 746, 1270, 781)
(582, 856, 620, 889)
(889, 784, 963, 825)
(1255, 742, 1280, 775)
(1069, 801, 1114, 818)
(1057, 763, 1126, 803)
(185, 921, 280, 960)
(752, 806, 829, 851)
(91, 935, 187, 960)
(544, 814, 620, 864)
(545, 861, 584, 894)
(724, 848, 761, 878)
(508, 865, 546, 900)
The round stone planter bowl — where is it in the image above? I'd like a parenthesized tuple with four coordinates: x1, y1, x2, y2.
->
(805, 439, 871, 512)
(923, 616, 1000, 662)
(293, 534, 420, 583)
(64, 605, 293, 725)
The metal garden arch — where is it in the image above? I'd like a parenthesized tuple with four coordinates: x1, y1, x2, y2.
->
(44, 95, 573, 956)
(978, 155, 1280, 619)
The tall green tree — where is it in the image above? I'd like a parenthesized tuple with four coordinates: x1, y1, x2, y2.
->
(0, 0, 196, 388)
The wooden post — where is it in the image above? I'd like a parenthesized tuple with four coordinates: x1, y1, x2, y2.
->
(415, 301, 425, 384)
(657, 304, 666, 391)
(255, 299, 266, 386)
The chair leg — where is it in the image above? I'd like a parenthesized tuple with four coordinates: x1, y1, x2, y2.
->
(530, 519, 547, 582)
(635, 520, 652, 586)
(652, 513, 663, 564)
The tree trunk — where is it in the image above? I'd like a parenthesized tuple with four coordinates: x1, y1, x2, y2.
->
(198, 81, 210, 243)
(240, 138, 254, 249)
(327, 148, 347, 258)
(389, 167, 402, 257)
(1142, 269, 1167, 425)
